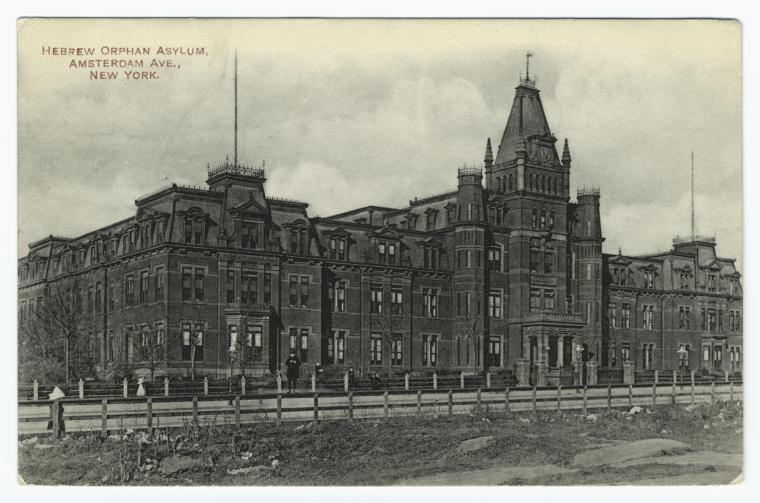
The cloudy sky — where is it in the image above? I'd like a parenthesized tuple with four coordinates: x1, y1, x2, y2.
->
(18, 19, 742, 269)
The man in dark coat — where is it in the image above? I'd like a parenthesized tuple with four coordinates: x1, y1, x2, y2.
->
(284, 352, 301, 393)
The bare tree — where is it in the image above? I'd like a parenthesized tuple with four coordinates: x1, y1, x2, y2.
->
(130, 323, 166, 381)
(19, 279, 95, 383)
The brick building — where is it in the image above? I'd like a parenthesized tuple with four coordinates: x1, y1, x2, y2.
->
(18, 72, 742, 383)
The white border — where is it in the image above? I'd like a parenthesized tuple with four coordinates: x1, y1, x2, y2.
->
(2, 1, 758, 503)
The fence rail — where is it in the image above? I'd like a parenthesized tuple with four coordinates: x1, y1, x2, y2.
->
(18, 380, 742, 437)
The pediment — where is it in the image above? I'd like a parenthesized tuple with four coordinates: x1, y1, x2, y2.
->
(229, 198, 269, 217)
(283, 218, 310, 230)
(701, 260, 723, 271)
(323, 227, 352, 239)
(372, 226, 401, 240)
(609, 254, 632, 266)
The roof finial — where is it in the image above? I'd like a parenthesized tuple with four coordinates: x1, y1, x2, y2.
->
(484, 138, 493, 167)
(562, 138, 572, 166)
(526, 51, 534, 81)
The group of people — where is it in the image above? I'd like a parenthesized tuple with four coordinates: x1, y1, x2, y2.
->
(283, 352, 384, 392)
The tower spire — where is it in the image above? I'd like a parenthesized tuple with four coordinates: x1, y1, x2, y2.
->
(234, 48, 238, 166)
(691, 151, 695, 238)
(484, 138, 493, 167)
(562, 138, 572, 166)
(526, 51, 533, 81)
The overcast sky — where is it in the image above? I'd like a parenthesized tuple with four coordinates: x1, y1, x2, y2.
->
(18, 19, 742, 270)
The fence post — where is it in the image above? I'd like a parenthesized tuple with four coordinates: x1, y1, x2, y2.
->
(101, 399, 108, 438)
(313, 393, 319, 424)
(710, 381, 716, 409)
(311, 373, 316, 392)
(123, 378, 128, 398)
(51, 400, 61, 439)
(505, 387, 511, 416)
(652, 383, 657, 408)
(405, 373, 410, 391)
(344, 373, 349, 392)
(146, 398, 153, 436)
(164, 377, 169, 397)
(448, 389, 453, 416)
(234, 395, 240, 429)
(729, 381, 734, 420)
(78, 379, 84, 399)
(383, 391, 389, 419)
(477, 388, 482, 414)
(671, 379, 676, 405)
(486, 372, 491, 389)
(241, 375, 246, 395)
(348, 392, 354, 422)
(582, 386, 588, 416)
(277, 373, 282, 394)
(532, 385, 537, 415)
(691, 371, 696, 405)
(724, 370, 729, 383)
(203, 377, 209, 396)
(460, 372, 465, 390)
(276, 394, 282, 427)
(628, 384, 633, 407)
(33, 380, 39, 401)
(433, 372, 437, 390)
(192, 396, 198, 426)
(654, 370, 659, 385)
(673, 370, 677, 384)
(607, 384, 612, 412)
(417, 390, 422, 415)
(557, 385, 562, 415)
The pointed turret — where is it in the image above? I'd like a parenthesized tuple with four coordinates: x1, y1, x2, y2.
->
(484, 138, 494, 168)
(562, 138, 572, 167)
(494, 78, 555, 166)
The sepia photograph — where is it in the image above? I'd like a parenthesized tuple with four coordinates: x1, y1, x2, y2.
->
(16, 18, 743, 487)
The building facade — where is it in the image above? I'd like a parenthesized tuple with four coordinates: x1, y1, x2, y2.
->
(18, 73, 742, 382)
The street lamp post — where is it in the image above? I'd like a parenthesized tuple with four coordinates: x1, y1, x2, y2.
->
(677, 346, 688, 384)
(575, 344, 584, 385)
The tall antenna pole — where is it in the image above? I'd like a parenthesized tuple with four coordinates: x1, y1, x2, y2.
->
(234, 49, 238, 165)
(691, 151, 695, 238)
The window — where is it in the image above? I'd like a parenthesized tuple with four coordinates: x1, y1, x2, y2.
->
(608, 303, 617, 328)
(676, 306, 691, 329)
(290, 230, 299, 253)
(680, 272, 690, 290)
(250, 325, 263, 362)
(154, 268, 164, 301)
(241, 222, 258, 249)
(610, 344, 617, 367)
(370, 284, 383, 313)
(328, 330, 346, 364)
(643, 305, 654, 330)
(540, 209, 546, 229)
(390, 287, 403, 315)
(530, 289, 541, 312)
(422, 334, 437, 367)
(241, 270, 258, 305)
(184, 219, 193, 244)
(378, 241, 396, 265)
(621, 343, 631, 362)
(226, 270, 235, 303)
(708, 274, 717, 293)
(391, 335, 403, 365)
(289, 327, 298, 352)
(488, 246, 502, 272)
(465, 292, 471, 317)
(548, 212, 555, 230)
(544, 247, 554, 274)
(707, 309, 717, 331)
(531, 208, 538, 228)
(643, 343, 655, 370)
(586, 302, 592, 323)
(140, 271, 149, 304)
(125, 275, 135, 305)
(370, 335, 382, 365)
(181, 323, 192, 360)
(488, 290, 502, 318)
(530, 241, 540, 273)
(426, 212, 437, 230)
(488, 337, 501, 368)
(332, 280, 347, 312)
(700, 307, 706, 330)
(622, 303, 631, 328)
(423, 247, 439, 270)
(181, 267, 192, 301)
(95, 282, 102, 313)
(263, 264, 271, 305)
(718, 309, 723, 331)
(109, 285, 115, 312)
(544, 289, 555, 311)
(228, 324, 239, 352)
(299, 276, 309, 308)
(643, 271, 655, 289)
(729, 310, 735, 332)
(289, 276, 298, 307)
(194, 268, 204, 302)
(300, 328, 309, 362)
(422, 288, 438, 317)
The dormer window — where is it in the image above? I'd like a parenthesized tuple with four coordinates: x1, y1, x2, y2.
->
(708, 274, 717, 293)
(423, 247, 439, 270)
(329, 237, 347, 261)
(426, 211, 437, 231)
(241, 222, 258, 249)
(378, 241, 396, 265)
(289, 229, 309, 254)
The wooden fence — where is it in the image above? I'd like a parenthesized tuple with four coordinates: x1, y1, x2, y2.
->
(18, 380, 742, 438)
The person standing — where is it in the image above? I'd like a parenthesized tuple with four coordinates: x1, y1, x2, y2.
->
(284, 352, 301, 393)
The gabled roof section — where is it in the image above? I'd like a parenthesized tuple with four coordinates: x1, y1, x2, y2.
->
(229, 198, 269, 217)
(495, 80, 553, 166)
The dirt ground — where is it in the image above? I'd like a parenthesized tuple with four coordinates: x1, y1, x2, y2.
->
(18, 401, 742, 486)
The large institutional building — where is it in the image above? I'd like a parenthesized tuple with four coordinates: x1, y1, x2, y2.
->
(18, 70, 743, 384)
